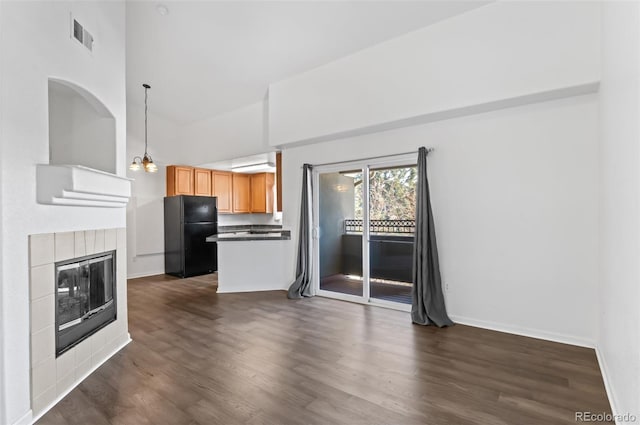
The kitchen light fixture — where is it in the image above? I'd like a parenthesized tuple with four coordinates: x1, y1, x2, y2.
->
(231, 162, 275, 173)
(130, 83, 158, 173)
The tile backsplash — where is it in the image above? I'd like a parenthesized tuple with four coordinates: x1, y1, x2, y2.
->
(218, 212, 281, 226)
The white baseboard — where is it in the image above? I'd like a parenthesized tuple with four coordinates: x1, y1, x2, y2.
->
(595, 346, 622, 424)
(216, 286, 287, 294)
(127, 270, 164, 279)
(449, 314, 595, 348)
(29, 335, 132, 424)
(12, 410, 33, 425)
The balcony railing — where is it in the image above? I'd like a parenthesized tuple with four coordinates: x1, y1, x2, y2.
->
(344, 219, 415, 234)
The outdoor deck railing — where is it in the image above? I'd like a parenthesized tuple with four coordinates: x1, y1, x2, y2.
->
(344, 219, 415, 235)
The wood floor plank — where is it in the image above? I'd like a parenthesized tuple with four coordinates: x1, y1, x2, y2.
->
(37, 273, 613, 424)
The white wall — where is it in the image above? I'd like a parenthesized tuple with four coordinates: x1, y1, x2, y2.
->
(282, 94, 599, 346)
(0, 1, 5, 418)
(181, 100, 271, 164)
(0, 2, 126, 424)
(218, 213, 280, 226)
(598, 2, 640, 421)
(48, 81, 117, 174)
(269, 1, 601, 146)
(217, 240, 290, 293)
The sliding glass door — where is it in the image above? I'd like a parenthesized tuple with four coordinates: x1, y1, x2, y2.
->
(367, 166, 416, 305)
(317, 169, 365, 300)
(314, 156, 417, 309)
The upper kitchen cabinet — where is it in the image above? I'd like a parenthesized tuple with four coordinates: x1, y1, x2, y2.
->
(232, 173, 251, 213)
(193, 168, 212, 196)
(167, 165, 194, 196)
(250, 172, 275, 214)
(212, 171, 233, 214)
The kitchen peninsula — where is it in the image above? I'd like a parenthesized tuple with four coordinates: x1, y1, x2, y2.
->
(206, 225, 291, 293)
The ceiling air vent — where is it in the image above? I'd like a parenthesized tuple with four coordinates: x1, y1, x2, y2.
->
(71, 15, 94, 52)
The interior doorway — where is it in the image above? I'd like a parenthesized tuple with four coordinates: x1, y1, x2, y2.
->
(314, 155, 417, 310)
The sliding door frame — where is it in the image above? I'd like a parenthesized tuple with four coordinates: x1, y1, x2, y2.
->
(312, 153, 416, 312)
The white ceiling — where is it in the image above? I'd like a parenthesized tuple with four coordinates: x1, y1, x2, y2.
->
(126, 1, 489, 125)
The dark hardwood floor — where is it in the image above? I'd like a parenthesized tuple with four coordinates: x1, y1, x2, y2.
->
(38, 273, 612, 424)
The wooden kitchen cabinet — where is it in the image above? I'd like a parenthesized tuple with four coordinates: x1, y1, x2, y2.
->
(232, 173, 251, 213)
(250, 172, 275, 214)
(193, 168, 212, 196)
(212, 171, 233, 213)
(167, 166, 276, 215)
(166, 165, 194, 196)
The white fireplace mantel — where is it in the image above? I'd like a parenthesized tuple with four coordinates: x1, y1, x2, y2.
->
(36, 165, 132, 208)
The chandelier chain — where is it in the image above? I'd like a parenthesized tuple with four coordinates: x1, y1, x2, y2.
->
(144, 86, 149, 156)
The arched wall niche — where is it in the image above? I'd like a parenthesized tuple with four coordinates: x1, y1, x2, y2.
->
(48, 78, 116, 174)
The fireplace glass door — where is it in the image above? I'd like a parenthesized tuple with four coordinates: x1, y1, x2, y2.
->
(55, 251, 116, 355)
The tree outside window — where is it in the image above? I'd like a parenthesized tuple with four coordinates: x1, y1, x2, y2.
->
(353, 166, 417, 220)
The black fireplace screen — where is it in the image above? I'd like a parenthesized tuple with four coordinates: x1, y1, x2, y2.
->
(55, 251, 116, 356)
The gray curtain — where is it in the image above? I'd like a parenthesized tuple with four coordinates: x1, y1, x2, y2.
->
(287, 164, 314, 299)
(412, 147, 454, 327)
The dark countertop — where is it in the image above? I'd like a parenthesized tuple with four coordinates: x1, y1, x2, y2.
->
(207, 225, 291, 242)
(217, 224, 284, 233)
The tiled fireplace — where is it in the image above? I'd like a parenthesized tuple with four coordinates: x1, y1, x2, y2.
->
(28, 228, 130, 417)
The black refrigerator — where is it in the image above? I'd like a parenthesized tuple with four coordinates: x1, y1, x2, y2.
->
(164, 195, 218, 278)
